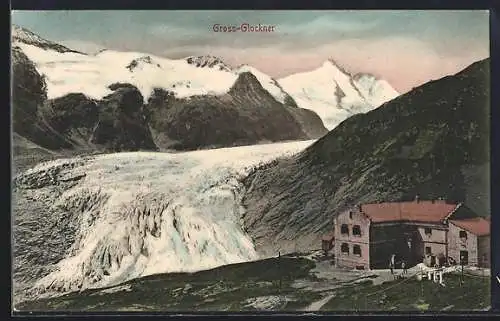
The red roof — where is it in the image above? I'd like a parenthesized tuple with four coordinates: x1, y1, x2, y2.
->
(449, 217, 490, 236)
(360, 201, 458, 223)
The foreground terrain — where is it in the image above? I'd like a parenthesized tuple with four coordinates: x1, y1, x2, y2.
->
(16, 255, 490, 312)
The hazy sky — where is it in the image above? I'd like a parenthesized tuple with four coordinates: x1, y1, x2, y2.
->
(11, 10, 489, 93)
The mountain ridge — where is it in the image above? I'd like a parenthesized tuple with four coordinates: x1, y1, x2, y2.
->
(11, 26, 328, 154)
(11, 24, 399, 132)
(12, 24, 84, 55)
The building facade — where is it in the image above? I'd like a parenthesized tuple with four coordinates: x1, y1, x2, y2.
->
(333, 205, 370, 269)
(478, 235, 490, 268)
(333, 200, 490, 270)
(448, 217, 490, 267)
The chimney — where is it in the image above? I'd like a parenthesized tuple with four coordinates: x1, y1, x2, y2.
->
(415, 195, 420, 203)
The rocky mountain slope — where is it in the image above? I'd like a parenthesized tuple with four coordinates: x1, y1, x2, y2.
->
(278, 60, 399, 130)
(146, 73, 325, 150)
(12, 46, 156, 153)
(12, 24, 83, 54)
(11, 46, 75, 151)
(242, 58, 490, 257)
(11, 25, 327, 153)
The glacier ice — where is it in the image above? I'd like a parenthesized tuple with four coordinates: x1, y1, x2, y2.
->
(15, 140, 314, 298)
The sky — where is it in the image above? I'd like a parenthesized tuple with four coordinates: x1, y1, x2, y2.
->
(11, 10, 489, 93)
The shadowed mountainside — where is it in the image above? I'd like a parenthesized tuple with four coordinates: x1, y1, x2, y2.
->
(145, 72, 326, 150)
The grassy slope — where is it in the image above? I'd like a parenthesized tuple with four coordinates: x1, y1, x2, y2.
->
(321, 273, 490, 312)
(16, 257, 489, 312)
(16, 257, 321, 312)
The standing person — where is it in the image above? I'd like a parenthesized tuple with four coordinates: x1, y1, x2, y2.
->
(402, 260, 407, 275)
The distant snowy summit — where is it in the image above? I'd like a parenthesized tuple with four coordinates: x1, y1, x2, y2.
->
(11, 24, 83, 54)
(278, 59, 399, 130)
(352, 72, 400, 107)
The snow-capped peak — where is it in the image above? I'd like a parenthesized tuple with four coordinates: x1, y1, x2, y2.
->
(12, 24, 45, 44)
(126, 55, 162, 72)
(352, 72, 376, 81)
(94, 48, 108, 56)
(322, 59, 340, 69)
(235, 65, 289, 104)
(185, 55, 232, 72)
(12, 24, 82, 54)
(321, 58, 352, 75)
(352, 72, 399, 107)
(278, 59, 399, 130)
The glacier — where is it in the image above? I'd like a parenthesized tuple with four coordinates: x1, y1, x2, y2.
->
(14, 140, 314, 299)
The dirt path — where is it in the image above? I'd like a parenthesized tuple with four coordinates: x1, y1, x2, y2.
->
(303, 294, 335, 311)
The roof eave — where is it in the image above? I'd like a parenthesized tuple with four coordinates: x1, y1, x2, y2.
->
(443, 202, 463, 223)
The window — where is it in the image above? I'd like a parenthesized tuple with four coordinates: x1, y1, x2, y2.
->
(341, 243, 349, 254)
(353, 245, 362, 256)
(341, 224, 349, 235)
(424, 228, 432, 235)
(353, 225, 361, 236)
(425, 246, 432, 255)
(349, 211, 353, 219)
(460, 251, 469, 265)
(459, 231, 467, 239)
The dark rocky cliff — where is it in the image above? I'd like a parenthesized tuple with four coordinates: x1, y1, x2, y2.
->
(145, 72, 327, 151)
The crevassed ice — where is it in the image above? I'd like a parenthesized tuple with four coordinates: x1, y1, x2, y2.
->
(29, 140, 314, 296)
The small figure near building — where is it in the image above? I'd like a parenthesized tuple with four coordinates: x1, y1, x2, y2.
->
(389, 254, 395, 275)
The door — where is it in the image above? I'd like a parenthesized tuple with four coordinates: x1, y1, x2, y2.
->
(460, 251, 469, 265)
